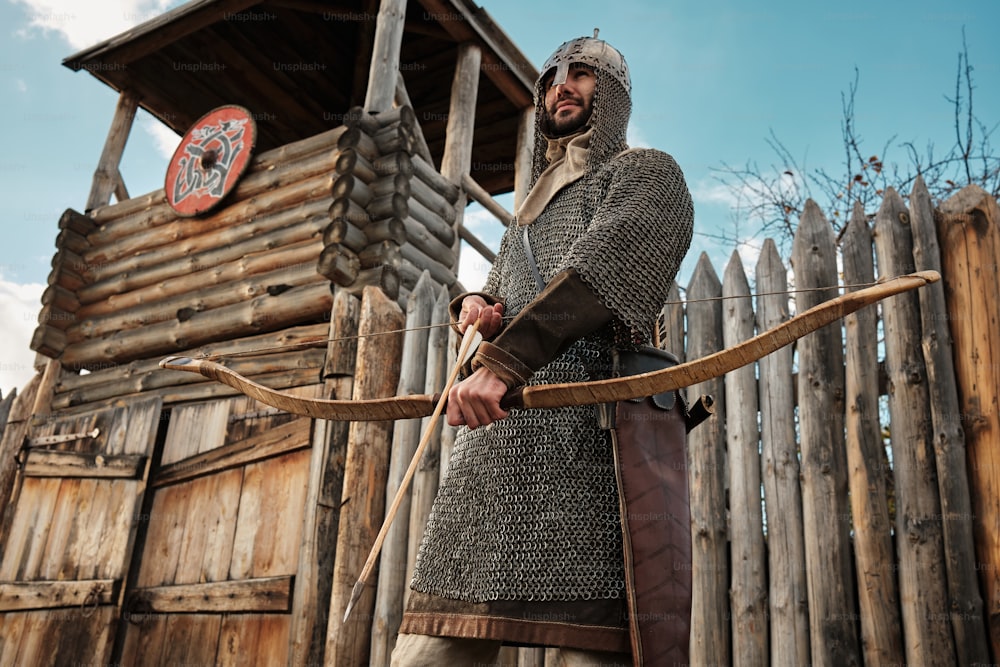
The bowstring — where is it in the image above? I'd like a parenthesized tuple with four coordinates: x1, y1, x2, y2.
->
(194, 279, 883, 361)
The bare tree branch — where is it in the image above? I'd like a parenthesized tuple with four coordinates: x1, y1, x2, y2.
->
(713, 31, 998, 253)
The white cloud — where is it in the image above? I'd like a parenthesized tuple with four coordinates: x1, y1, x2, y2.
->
(11, 0, 179, 50)
(735, 238, 764, 277)
(0, 277, 44, 397)
(456, 206, 505, 291)
(15, 79, 27, 93)
(142, 115, 181, 160)
(627, 123, 650, 149)
(691, 178, 741, 208)
(462, 204, 500, 232)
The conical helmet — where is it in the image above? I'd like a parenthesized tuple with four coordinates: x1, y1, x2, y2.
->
(538, 29, 630, 96)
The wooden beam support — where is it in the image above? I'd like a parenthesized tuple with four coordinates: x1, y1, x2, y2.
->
(461, 173, 512, 225)
(364, 0, 407, 113)
(394, 73, 435, 166)
(440, 42, 481, 267)
(153, 418, 311, 488)
(413, 0, 535, 108)
(21, 451, 146, 479)
(0, 579, 117, 612)
(86, 89, 140, 212)
(129, 576, 293, 614)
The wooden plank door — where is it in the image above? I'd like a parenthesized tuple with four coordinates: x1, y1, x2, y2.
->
(118, 387, 321, 666)
(0, 397, 162, 666)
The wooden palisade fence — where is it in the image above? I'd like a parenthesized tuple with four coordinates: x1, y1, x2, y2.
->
(668, 179, 995, 667)
(343, 180, 999, 666)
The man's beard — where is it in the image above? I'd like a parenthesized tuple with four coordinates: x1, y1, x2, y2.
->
(542, 104, 593, 137)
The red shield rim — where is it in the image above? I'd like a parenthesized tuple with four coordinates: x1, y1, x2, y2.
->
(165, 105, 257, 217)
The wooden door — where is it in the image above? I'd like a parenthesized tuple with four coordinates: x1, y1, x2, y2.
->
(0, 397, 162, 665)
(118, 388, 321, 665)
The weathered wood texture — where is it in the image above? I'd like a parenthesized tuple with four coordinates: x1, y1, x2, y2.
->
(754, 239, 809, 667)
(684, 252, 729, 667)
(325, 287, 405, 666)
(407, 284, 451, 584)
(50, 323, 329, 416)
(909, 177, 989, 664)
(289, 288, 361, 667)
(363, 0, 406, 113)
(118, 385, 320, 665)
(841, 202, 905, 666)
(0, 373, 39, 546)
(370, 272, 435, 666)
(440, 42, 482, 266)
(874, 187, 955, 663)
(86, 89, 139, 211)
(722, 252, 767, 665)
(0, 397, 161, 664)
(791, 200, 861, 666)
(936, 184, 1000, 658)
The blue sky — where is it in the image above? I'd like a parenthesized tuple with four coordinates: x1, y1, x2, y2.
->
(0, 0, 997, 395)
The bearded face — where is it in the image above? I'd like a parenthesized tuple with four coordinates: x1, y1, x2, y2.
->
(541, 63, 596, 137)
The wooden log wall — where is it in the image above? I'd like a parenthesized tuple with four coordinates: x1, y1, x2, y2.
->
(318, 105, 463, 309)
(31, 104, 469, 416)
(34, 123, 353, 389)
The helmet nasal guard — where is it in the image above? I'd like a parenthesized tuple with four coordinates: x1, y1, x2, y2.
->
(540, 29, 630, 96)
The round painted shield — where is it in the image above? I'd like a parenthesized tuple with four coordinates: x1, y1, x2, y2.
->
(165, 105, 257, 216)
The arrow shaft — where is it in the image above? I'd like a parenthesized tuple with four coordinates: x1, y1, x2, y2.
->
(342, 320, 481, 623)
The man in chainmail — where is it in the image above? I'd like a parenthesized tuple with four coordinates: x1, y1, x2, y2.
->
(392, 33, 694, 666)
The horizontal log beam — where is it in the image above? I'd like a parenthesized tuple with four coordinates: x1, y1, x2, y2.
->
(56, 347, 325, 409)
(21, 450, 145, 479)
(78, 206, 330, 315)
(129, 576, 293, 614)
(77, 192, 330, 296)
(88, 126, 349, 225)
(410, 173, 456, 224)
(54, 368, 324, 419)
(458, 224, 497, 264)
(70, 246, 326, 344)
(154, 418, 310, 488)
(0, 579, 117, 611)
(55, 323, 327, 394)
(324, 217, 369, 254)
(412, 154, 460, 203)
(461, 173, 513, 225)
(88, 147, 344, 250)
(61, 282, 334, 369)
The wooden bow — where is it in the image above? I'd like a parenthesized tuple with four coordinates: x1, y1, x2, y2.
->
(159, 271, 939, 419)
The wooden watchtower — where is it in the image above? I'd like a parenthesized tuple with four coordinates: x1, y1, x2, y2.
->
(0, 1, 534, 664)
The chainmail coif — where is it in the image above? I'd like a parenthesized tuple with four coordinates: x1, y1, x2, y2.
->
(410, 37, 694, 604)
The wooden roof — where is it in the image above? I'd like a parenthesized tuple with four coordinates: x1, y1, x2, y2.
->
(63, 0, 537, 194)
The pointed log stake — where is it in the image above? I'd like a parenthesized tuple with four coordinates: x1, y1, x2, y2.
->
(343, 320, 481, 624)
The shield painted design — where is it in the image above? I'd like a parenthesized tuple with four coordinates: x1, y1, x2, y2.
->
(165, 105, 257, 216)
